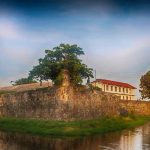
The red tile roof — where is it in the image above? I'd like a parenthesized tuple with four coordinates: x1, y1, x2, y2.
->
(92, 79, 136, 89)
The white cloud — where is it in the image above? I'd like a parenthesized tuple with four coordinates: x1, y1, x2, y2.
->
(0, 19, 20, 39)
(0, 12, 150, 99)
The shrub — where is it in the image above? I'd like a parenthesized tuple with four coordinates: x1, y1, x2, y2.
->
(119, 108, 128, 117)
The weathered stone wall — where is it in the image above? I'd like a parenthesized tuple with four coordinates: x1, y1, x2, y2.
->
(0, 86, 149, 120)
(0, 86, 120, 120)
(119, 100, 150, 116)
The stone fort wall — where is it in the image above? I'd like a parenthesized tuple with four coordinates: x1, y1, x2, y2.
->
(0, 85, 149, 120)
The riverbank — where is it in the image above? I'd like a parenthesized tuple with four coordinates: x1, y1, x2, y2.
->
(0, 116, 149, 138)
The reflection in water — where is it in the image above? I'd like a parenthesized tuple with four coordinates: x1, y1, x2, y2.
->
(0, 123, 149, 150)
(120, 128, 142, 150)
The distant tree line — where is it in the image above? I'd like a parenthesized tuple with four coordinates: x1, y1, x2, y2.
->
(11, 78, 37, 86)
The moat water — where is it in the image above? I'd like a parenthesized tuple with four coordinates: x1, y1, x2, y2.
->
(0, 123, 149, 150)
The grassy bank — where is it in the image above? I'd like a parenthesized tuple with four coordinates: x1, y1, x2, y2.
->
(0, 116, 149, 138)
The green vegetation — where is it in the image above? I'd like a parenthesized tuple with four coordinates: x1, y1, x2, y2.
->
(0, 90, 15, 96)
(0, 116, 149, 138)
(88, 84, 102, 91)
(29, 43, 94, 85)
(140, 71, 150, 100)
(12, 77, 37, 86)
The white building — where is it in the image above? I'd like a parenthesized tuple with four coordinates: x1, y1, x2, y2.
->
(91, 79, 137, 100)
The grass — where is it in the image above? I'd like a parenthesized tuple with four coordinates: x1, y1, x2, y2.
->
(0, 90, 16, 96)
(0, 116, 149, 138)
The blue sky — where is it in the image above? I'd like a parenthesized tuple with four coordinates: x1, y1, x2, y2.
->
(0, 0, 150, 97)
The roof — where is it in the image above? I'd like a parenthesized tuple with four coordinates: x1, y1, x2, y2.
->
(0, 82, 52, 92)
(92, 79, 136, 89)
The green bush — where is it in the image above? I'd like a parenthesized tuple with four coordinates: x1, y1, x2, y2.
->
(88, 84, 102, 91)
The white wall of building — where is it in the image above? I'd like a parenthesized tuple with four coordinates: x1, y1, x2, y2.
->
(92, 82, 136, 100)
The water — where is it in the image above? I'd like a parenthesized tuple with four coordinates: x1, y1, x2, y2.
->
(0, 123, 149, 150)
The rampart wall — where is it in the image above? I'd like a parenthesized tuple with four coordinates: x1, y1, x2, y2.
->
(0, 86, 149, 120)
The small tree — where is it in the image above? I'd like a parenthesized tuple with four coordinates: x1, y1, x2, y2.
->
(12, 77, 37, 86)
(140, 71, 150, 99)
(29, 64, 48, 86)
(29, 43, 94, 85)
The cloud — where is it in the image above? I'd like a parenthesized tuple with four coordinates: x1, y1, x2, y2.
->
(0, 17, 74, 86)
(0, 19, 20, 39)
(83, 45, 150, 98)
(0, 6, 150, 99)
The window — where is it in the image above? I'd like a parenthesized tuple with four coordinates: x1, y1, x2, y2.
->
(127, 96, 128, 100)
(129, 89, 131, 93)
(111, 86, 113, 91)
(106, 85, 109, 91)
(119, 87, 121, 92)
(123, 88, 125, 93)
(126, 88, 128, 93)
(115, 86, 117, 92)
(123, 96, 124, 99)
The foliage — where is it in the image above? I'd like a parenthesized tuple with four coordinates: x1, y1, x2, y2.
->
(29, 44, 94, 85)
(28, 64, 47, 85)
(12, 78, 37, 86)
(140, 71, 150, 99)
(88, 84, 102, 91)
(0, 116, 149, 137)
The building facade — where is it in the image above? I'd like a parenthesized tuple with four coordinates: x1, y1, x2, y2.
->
(92, 79, 136, 100)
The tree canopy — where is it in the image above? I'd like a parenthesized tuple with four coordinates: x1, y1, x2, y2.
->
(140, 71, 150, 99)
(29, 44, 94, 85)
(12, 78, 37, 86)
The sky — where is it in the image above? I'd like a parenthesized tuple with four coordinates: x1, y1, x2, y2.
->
(0, 0, 150, 98)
